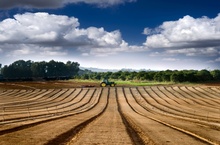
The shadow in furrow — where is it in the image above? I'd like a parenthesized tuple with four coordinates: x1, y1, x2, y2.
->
(45, 88, 109, 145)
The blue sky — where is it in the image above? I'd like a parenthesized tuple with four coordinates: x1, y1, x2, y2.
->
(0, 0, 220, 70)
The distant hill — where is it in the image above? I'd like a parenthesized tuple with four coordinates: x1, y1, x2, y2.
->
(79, 67, 119, 72)
(80, 67, 153, 72)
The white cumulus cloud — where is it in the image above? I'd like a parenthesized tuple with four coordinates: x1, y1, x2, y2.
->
(144, 14, 220, 57)
(0, 12, 143, 58)
(162, 58, 179, 62)
(214, 57, 220, 62)
(142, 28, 153, 35)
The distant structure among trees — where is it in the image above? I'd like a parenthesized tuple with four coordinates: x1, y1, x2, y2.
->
(0, 60, 79, 81)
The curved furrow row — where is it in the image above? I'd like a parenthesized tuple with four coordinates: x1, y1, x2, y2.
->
(150, 86, 203, 116)
(1, 89, 67, 109)
(164, 86, 190, 104)
(0, 90, 74, 123)
(150, 86, 171, 104)
(0, 88, 107, 145)
(168, 86, 196, 104)
(156, 86, 220, 122)
(201, 86, 220, 98)
(0, 89, 57, 107)
(7, 90, 34, 99)
(71, 89, 100, 113)
(4, 89, 55, 105)
(142, 87, 208, 120)
(21, 89, 76, 110)
(116, 87, 155, 144)
(0, 86, 219, 145)
(45, 87, 108, 145)
(0, 89, 20, 96)
(14, 89, 43, 100)
(172, 86, 220, 112)
(179, 86, 216, 107)
(0, 88, 103, 135)
(124, 87, 219, 145)
(67, 88, 139, 145)
(206, 87, 220, 97)
(156, 86, 181, 104)
(0, 89, 56, 119)
(174, 86, 208, 105)
(0, 89, 24, 100)
(191, 87, 220, 104)
(157, 86, 203, 113)
(137, 88, 197, 116)
(0, 88, 97, 124)
(138, 87, 220, 125)
(0, 89, 78, 119)
(15, 89, 77, 110)
(187, 87, 220, 114)
(0, 89, 68, 116)
(135, 87, 199, 119)
(137, 87, 220, 130)
(119, 87, 209, 145)
(185, 87, 220, 107)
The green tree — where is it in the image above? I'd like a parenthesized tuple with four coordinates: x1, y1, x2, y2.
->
(170, 71, 185, 82)
(154, 72, 163, 82)
(211, 70, 220, 81)
(66, 61, 80, 77)
(136, 71, 148, 80)
(127, 71, 137, 80)
(2, 60, 32, 78)
(111, 71, 122, 80)
(31, 61, 47, 78)
(196, 69, 212, 82)
(162, 70, 172, 82)
(2, 60, 80, 80)
(183, 70, 198, 82)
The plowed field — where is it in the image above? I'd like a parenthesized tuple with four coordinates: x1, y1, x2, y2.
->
(0, 82, 220, 145)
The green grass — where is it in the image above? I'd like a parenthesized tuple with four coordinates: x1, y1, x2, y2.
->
(72, 79, 100, 83)
(73, 79, 175, 86)
(115, 80, 174, 86)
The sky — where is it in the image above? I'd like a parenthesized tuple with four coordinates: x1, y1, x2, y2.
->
(0, 0, 220, 70)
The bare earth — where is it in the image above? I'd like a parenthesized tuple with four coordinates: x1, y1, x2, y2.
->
(0, 81, 220, 145)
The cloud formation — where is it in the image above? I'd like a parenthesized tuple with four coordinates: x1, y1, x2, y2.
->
(0, 12, 220, 69)
(0, 0, 136, 9)
(0, 12, 143, 58)
(144, 14, 220, 57)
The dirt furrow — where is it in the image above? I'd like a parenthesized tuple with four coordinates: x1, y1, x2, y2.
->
(0, 88, 95, 125)
(141, 87, 207, 120)
(153, 86, 220, 122)
(67, 88, 133, 145)
(0, 88, 106, 145)
(124, 87, 218, 145)
(0, 85, 220, 145)
(191, 86, 220, 105)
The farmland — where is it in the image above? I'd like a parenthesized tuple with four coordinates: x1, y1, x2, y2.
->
(0, 81, 220, 145)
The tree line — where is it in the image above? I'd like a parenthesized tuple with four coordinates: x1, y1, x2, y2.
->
(78, 69, 220, 83)
(0, 60, 79, 81)
(0, 60, 219, 83)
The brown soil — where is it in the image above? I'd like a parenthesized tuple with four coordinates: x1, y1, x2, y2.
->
(0, 81, 220, 145)
(0, 80, 99, 89)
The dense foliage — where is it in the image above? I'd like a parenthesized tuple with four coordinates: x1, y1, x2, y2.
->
(78, 69, 220, 83)
(0, 60, 219, 83)
(0, 60, 79, 81)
